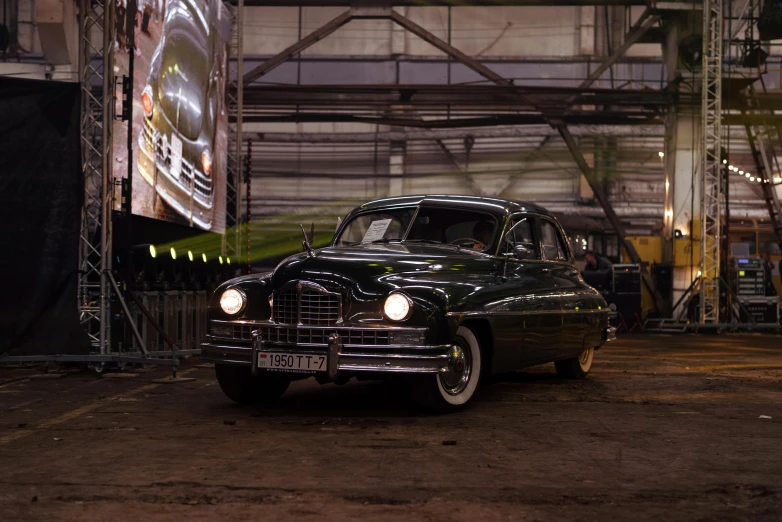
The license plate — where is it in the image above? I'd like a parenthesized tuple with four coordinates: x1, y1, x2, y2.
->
(170, 134, 183, 178)
(257, 352, 326, 373)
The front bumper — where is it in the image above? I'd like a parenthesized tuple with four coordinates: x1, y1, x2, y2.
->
(201, 320, 451, 376)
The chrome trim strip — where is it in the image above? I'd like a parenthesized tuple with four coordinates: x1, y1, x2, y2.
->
(202, 342, 450, 352)
(210, 319, 427, 332)
(446, 309, 609, 317)
(340, 352, 449, 361)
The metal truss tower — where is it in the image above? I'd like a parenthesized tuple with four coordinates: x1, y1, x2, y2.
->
(224, 0, 244, 260)
(78, 0, 114, 351)
(699, 0, 723, 324)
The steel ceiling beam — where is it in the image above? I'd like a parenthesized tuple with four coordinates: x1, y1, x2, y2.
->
(242, 8, 354, 86)
(239, 112, 663, 127)
(251, 125, 665, 142)
(579, 8, 662, 89)
(238, 5, 668, 314)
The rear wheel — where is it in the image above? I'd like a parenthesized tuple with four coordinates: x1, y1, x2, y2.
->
(554, 347, 594, 379)
(413, 326, 482, 414)
(214, 364, 290, 404)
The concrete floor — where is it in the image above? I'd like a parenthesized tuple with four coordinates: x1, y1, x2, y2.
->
(1, 334, 781, 521)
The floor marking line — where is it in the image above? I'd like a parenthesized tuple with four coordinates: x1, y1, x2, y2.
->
(0, 368, 197, 447)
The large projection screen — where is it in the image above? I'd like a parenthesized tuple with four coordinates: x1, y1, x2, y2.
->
(113, 0, 229, 233)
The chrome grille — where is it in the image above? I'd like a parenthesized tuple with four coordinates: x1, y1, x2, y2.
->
(273, 290, 298, 325)
(300, 289, 340, 325)
(142, 118, 213, 206)
(272, 286, 341, 326)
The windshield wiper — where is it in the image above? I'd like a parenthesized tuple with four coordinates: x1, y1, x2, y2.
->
(404, 239, 442, 244)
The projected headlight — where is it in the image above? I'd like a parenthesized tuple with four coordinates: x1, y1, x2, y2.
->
(384, 292, 412, 322)
(220, 288, 246, 316)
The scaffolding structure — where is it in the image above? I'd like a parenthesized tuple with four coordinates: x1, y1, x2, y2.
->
(224, 0, 244, 260)
(699, 0, 723, 324)
(77, 0, 113, 351)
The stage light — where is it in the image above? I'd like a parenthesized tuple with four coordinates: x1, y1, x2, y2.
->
(219, 256, 224, 264)
(202, 253, 207, 262)
(188, 250, 194, 262)
(170, 247, 177, 260)
(149, 245, 157, 258)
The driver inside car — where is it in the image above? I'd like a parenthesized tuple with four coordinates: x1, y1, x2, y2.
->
(472, 220, 494, 250)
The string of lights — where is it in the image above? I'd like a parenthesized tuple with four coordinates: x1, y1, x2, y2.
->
(723, 159, 782, 185)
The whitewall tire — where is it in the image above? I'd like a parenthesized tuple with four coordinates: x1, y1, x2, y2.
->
(414, 325, 482, 413)
(555, 347, 594, 379)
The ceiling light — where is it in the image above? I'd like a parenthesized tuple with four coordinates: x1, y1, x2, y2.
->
(723, 159, 727, 164)
(750, 177, 755, 181)
(746, 173, 751, 178)
(739, 170, 744, 175)
(658, 152, 665, 158)
(757, 177, 762, 182)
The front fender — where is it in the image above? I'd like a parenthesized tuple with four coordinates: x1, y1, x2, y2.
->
(209, 273, 273, 323)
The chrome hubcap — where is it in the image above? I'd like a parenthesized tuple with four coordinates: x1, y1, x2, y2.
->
(440, 342, 472, 395)
(579, 348, 592, 366)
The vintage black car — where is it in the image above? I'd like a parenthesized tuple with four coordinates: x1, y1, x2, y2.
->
(202, 195, 615, 412)
(137, 0, 226, 230)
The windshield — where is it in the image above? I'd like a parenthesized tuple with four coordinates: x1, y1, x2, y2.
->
(335, 208, 416, 246)
(335, 206, 499, 252)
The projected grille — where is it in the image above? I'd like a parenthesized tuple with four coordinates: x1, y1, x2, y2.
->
(142, 118, 213, 206)
(273, 284, 341, 326)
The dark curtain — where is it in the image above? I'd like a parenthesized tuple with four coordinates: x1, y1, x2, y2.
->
(0, 77, 89, 356)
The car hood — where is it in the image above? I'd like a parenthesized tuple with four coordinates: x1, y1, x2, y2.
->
(157, 3, 209, 141)
(271, 243, 498, 299)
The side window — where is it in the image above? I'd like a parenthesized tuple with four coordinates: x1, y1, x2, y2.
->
(503, 216, 540, 259)
(540, 220, 569, 262)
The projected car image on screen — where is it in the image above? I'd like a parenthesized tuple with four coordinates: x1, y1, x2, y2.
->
(124, 0, 228, 232)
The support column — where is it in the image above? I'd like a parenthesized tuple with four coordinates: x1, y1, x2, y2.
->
(662, 11, 702, 317)
(389, 140, 405, 197)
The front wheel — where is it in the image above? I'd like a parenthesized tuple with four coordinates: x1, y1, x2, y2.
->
(413, 326, 482, 414)
(214, 364, 290, 404)
(554, 347, 594, 379)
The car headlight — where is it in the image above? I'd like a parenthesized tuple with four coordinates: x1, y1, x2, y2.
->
(202, 149, 213, 175)
(220, 288, 246, 315)
(384, 292, 412, 322)
(141, 86, 153, 117)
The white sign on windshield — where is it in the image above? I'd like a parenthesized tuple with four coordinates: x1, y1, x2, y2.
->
(361, 219, 393, 244)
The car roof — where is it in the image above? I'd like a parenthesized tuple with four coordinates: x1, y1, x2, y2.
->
(358, 194, 555, 218)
